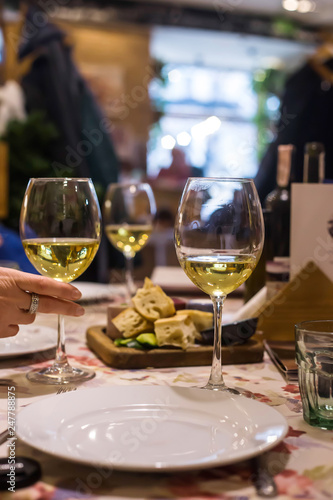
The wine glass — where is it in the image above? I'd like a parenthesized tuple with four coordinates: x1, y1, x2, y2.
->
(20, 178, 101, 384)
(175, 178, 264, 393)
(103, 182, 156, 297)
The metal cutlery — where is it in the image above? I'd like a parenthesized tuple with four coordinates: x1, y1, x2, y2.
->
(251, 455, 278, 498)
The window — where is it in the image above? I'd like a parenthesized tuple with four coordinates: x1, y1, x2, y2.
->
(148, 63, 258, 179)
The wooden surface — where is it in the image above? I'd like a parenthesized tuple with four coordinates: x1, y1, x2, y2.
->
(255, 262, 333, 341)
(87, 325, 263, 369)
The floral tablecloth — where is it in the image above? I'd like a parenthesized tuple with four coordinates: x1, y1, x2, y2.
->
(0, 284, 333, 500)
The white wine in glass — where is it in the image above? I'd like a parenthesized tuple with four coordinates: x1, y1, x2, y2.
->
(175, 178, 264, 393)
(103, 182, 156, 296)
(20, 178, 101, 385)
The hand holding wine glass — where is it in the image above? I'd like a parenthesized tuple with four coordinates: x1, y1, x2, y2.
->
(103, 182, 156, 297)
(20, 178, 101, 384)
(175, 178, 264, 393)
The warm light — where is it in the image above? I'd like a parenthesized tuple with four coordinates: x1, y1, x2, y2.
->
(177, 131, 192, 146)
(254, 69, 266, 82)
(168, 69, 181, 83)
(260, 57, 283, 70)
(161, 135, 176, 149)
(297, 0, 316, 12)
(282, 0, 299, 11)
(282, 0, 316, 12)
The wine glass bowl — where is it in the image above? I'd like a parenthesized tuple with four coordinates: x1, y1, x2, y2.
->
(175, 178, 264, 392)
(103, 182, 156, 296)
(20, 178, 101, 384)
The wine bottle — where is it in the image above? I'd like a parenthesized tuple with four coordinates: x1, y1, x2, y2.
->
(262, 145, 294, 300)
(303, 142, 325, 183)
(264, 144, 295, 258)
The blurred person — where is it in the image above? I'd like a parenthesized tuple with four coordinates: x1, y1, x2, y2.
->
(157, 148, 191, 184)
(255, 45, 333, 202)
(0, 267, 84, 338)
(154, 208, 175, 231)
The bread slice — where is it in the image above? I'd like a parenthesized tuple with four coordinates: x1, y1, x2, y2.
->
(132, 277, 175, 321)
(112, 307, 154, 338)
(154, 314, 198, 349)
(176, 309, 213, 333)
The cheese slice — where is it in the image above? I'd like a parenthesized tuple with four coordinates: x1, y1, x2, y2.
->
(112, 307, 154, 338)
(132, 277, 175, 321)
(154, 314, 198, 349)
(176, 309, 213, 335)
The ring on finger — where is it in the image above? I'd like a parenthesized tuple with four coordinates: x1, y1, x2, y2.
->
(28, 293, 40, 314)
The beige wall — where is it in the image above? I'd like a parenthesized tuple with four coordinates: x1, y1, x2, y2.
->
(3, 20, 31, 81)
(60, 22, 154, 171)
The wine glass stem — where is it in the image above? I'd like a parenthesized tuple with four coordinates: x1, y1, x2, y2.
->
(207, 295, 226, 390)
(125, 255, 137, 297)
(54, 314, 69, 368)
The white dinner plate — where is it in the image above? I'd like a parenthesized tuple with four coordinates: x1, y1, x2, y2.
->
(74, 282, 116, 303)
(151, 266, 198, 293)
(0, 324, 56, 358)
(17, 386, 288, 472)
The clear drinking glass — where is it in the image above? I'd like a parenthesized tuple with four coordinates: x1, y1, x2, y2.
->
(103, 182, 156, 297)
(20, 178, 101, 384)
(296, 320, 333, 430)
(175, 178, 264, 393)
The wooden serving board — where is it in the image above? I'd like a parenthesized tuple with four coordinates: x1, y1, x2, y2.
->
(86, 326, 264, 369)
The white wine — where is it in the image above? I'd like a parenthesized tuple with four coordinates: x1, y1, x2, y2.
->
(22, 238, 100, 283)
(179, 254, 257, 297)
(105, 224, 152, 258)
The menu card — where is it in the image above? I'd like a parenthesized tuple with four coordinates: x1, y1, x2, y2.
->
(290, 184, 333, 281)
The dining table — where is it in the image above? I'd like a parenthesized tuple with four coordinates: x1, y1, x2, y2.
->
(0, 282, 332, 500)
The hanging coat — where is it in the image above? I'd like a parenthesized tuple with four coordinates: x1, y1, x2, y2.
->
(18, 6, 119, 188)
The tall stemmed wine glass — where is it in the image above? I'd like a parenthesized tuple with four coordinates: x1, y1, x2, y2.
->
(175, 178, 264, 393)
(103, 182, 156, 297)
(20, 178, 101, 384)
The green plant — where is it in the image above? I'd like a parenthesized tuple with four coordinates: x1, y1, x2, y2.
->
(1, 111, 59, 229)
(252, 68, 287, 160)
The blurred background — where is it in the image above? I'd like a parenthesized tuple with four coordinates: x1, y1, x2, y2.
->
(1, 0, 332, 283)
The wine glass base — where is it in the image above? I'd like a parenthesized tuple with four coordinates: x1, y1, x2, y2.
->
(26, 365, 95, 385)
(202, 382, 249, 396)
